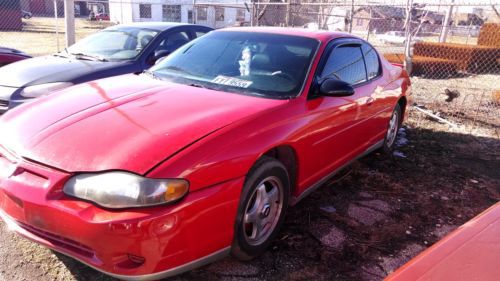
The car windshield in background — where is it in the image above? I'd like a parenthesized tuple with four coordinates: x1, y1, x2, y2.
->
(66, 27, 159, 61)
(150, 31, 319, 99)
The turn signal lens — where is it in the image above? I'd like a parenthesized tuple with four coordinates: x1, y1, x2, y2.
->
(164, 180, 189, 201)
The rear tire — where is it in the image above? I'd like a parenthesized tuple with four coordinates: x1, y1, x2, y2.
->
(231, 156, 290, 260)
(382, 104, 402, 154)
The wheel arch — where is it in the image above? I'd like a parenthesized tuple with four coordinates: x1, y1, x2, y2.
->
(397, 96, 407, 125)
(260, 145, 298, 197)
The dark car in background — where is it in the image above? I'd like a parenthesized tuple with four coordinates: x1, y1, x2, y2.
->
(0, 47, 31, 67)
(0, 22, 212, 113)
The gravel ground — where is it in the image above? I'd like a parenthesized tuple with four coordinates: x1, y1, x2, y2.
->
(1, 110, 498, 281)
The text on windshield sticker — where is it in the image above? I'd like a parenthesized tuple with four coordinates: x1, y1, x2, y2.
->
(212, 75, 253, 88)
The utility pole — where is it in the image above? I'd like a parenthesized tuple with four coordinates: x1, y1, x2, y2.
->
(439, 0, 454, 43)
(64, 0, 75, 47)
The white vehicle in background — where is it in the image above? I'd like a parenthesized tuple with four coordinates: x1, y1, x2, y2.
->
(377, 31, 423, 45)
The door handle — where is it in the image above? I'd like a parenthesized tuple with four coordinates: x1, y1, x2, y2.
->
(366, 97, 374, 106)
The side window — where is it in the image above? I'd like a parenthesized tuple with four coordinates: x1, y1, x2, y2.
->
(362, 44, 381, 79)
(154, 31, 190, 54)
(136, 30, 158, 50)
(195, 31, 208, 38)
(320, 45, 367, 85)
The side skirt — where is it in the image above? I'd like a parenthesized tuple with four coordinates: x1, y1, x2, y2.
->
(289, 140, 384, 206)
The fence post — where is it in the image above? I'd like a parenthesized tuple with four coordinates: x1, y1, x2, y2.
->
(54, 0, 60, 52)
(250, 2, 254, 27)
(348, 0, 354, 33)
(285, 1, 290, 27)
(440, 0, 454, 43)
(192, 0, 196, 24)
(404, 0, 413, 74)
(64, 0, 75, 47)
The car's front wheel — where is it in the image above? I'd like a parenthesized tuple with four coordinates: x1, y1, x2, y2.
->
(382, 103, 402, 153)
(231, 156, 290, 260)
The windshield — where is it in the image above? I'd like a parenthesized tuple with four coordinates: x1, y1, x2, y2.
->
(150, 31, 319, 99)
(66, 27, 159, 61)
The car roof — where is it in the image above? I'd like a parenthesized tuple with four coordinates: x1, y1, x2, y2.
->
(218, 27, 358, 42)
(109, 22, 209, 32)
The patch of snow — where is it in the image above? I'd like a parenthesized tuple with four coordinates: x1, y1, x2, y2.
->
(395, 128, 409, 147)
(396, 137, 409, 147)
(393, 150, 407, 158)
(320, 206, 337, 213)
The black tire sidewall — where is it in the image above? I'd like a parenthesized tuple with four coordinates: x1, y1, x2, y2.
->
(232, 157, 290, 258)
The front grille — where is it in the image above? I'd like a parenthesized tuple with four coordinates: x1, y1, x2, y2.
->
(0, 85, 16, 111)
(0, 153, 16, 178)
(0, 99, 7, 109)
(17, 221, 95, 258)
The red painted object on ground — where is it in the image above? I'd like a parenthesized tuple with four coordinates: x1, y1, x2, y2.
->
(386, 202, 500, 281)
(0, 28, 411, 280)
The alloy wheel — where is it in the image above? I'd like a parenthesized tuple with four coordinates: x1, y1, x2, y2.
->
(243, 176, 284, 246)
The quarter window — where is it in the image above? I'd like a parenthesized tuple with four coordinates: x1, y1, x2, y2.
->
(196, 31, 208, 38)
(362, 43, 381, 79)
(321, 45, 367, 85)
(154, 31, 190, 54)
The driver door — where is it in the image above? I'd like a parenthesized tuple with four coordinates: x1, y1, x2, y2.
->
(298, 39, 374, 190)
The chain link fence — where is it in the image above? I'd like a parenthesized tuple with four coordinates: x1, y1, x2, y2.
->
(0, 0, 499, 139)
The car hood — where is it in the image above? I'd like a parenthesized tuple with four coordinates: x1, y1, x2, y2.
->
(0, 55, 126, 87)
(0, 74, 287, 174)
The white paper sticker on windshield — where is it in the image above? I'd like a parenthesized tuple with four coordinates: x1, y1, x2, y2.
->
(212, 75, 253, 88)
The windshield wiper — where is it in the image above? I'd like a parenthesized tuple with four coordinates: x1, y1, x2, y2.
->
(189, 83, 208, 89)
(163, 66, 194, 76)
(142, 70, 162, 81)
(70, 52, 108, 62)
(53, 52, 68, 58)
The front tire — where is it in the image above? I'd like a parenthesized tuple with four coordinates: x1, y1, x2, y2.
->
(231, 156, 290, 260)
(382, 103, 402, 153)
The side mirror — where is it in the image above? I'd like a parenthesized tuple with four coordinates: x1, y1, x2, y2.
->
(319, 78, 355, 97)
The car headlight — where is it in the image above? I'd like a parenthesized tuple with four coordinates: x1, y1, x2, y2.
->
(63, 171, 189, 209)
(20, 82, 73, 98)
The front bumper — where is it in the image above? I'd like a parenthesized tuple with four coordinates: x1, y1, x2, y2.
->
(0, 146, 243, 280)
(0, 86, 30, 114)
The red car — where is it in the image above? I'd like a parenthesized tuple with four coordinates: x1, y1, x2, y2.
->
(387, 202, 500, 281)
(89, 12, 110, 21)
(0, 47, 31, 67)
(0, 28, 411, 280)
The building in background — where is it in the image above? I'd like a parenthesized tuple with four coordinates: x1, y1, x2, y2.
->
(19, 0, 106, 17)
(109, 0, 250, 28)
(0, 0, 22, 30)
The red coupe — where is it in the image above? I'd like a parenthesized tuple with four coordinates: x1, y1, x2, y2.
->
(0, 47, 31, 67)
(0, 28, 411, 280)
